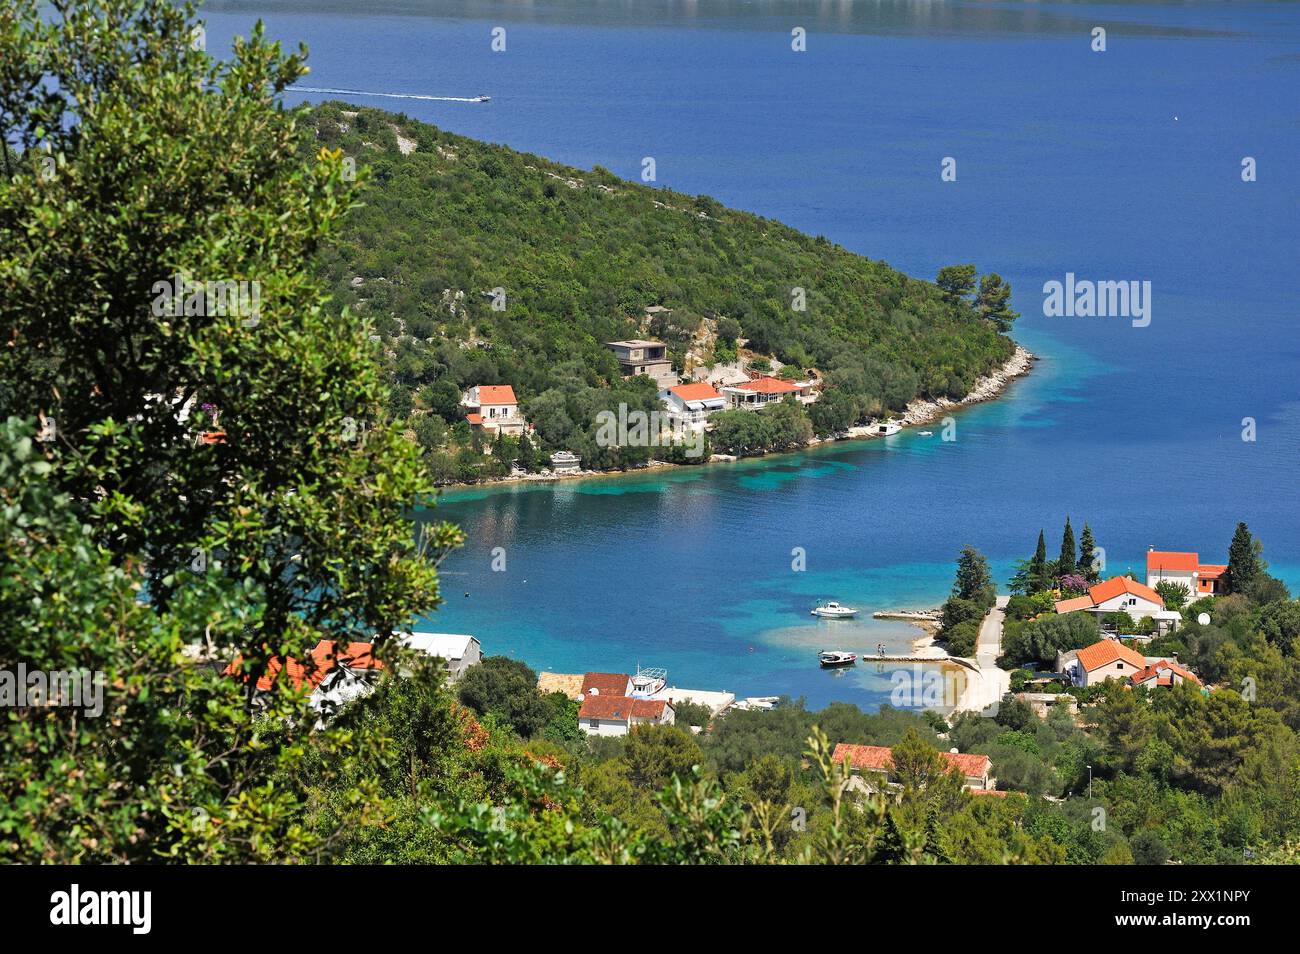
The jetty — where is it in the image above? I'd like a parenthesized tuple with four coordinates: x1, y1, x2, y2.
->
(860, 654, 981, 673)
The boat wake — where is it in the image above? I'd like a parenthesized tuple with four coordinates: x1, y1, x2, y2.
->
(289, 86, 488, 103)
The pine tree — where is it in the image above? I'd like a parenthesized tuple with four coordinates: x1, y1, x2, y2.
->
(1058, 517, 1077, 579)
(953, 545, 996, 609)
(1078, 523, 1099, 583)
(975, 273, 1019, 333)
(1227, 522, 1258, 594)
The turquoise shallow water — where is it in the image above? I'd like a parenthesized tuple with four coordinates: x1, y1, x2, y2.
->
(202, 2, 1300, 708)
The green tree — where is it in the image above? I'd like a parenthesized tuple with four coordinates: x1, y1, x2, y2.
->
(936, 264, 977, 305)
(1155, 580, 1191, 611)
(952, 545, 996, 609)
(457, 656, 552, 738)
(0, 0, 460, 862)
(975, 273, 1018, 333)
(1031, 529, 1050, 589)
(1078, 523, 1100, 583)
(622, 725, 704, 791)
(1258, 601, 1300, 655)
(1058, 517, 1078, 579)
(1227, 522, 1259, 594)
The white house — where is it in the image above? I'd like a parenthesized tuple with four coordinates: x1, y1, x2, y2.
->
(1054, 576, 1166, 630)
(575, 671, 675, 737)
(1145, 549, 1228, 599)
(577, 694, 676, 737)
(660, 381, 726, 431)
(223, 639, 385, 716)
(462, 385, 527, 438)
(720, 375, 815, 410)
(399, 632, 483, 682)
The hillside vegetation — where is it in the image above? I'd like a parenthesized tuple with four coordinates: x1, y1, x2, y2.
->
(308, 104, 1017, 480)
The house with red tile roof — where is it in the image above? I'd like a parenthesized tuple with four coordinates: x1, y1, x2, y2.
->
(720, 374, 816, 410)
(717, 374, 816, 410)
(581, 672, 632, 698)
(1067, 639, 1148, 688)
(1054, 575, 1170, 632)
(1145, 548, 1228, 597)
(461, 384, 528, 439)
(1130, 659, 1202, 690)
(223, 639, 385, 714)
(572, 671, 678, 736)
(577, 692, 675, 737)
(660, 381, 726, 431)
(831, 742, 995, 792)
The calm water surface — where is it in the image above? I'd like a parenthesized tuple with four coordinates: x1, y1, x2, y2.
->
(205, 1, 1300, 707)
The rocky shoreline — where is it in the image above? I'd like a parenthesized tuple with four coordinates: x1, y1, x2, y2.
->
(439, 345, 1036, 492)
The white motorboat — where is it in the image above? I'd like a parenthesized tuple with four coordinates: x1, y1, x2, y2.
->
(818, 650, 857, 668)
(874, 420, 902, 436)
(811, 600, 859, 619)
(918, 430, 933, 436)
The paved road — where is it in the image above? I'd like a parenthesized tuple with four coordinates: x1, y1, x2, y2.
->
(961, 596, 1011, 715)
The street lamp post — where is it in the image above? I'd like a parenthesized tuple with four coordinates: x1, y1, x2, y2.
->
(1087, 764, 1093, 800)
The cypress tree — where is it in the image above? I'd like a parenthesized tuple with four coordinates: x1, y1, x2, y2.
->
(1078, 523, 1099, 583)
(1028, 530, 1049, 591)
(1058, 517, 1078, 579)
(1227, 522, 1258, 594)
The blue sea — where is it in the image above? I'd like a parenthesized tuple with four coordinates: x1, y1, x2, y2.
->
(207, 1, 1300, 708)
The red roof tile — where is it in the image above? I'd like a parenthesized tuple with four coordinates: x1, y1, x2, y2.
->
(1131, 659, 1201, 687)
(831, 743, 990, 779)
(1197, 564, 1227, 579)
(466, 412, 483, 425)
(669, 382, 723, 402)
(578, 694, 633, 721)
(223, 639, 382, 694)
(1076, 639, 1147, 673)
(735, 376, 800, 395)
(1088, 575, 1164, 607)
(630, 698, 667, 719)
(476, 385, 517, 405)
(1147, 551, 1199, 573)
(1054, 595, 1095, 614)
(582, 672, 630, 697)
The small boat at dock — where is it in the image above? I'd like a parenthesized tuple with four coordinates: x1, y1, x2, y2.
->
(811, 600, 859, 619)
(873, 419, 902, 436)
(818, 650, 857, 668)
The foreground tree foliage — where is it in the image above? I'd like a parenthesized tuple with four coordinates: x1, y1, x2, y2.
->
(0, 0, 458, 861)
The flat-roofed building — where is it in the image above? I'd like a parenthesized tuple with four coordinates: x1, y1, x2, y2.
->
(607, 339, 678, 388)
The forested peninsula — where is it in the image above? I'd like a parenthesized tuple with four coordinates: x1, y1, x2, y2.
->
(310, 104, 1023, 482)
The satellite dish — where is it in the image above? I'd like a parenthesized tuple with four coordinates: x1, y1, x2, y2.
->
(1197, 612, 1210, 626)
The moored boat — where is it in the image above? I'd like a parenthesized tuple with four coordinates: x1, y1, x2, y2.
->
(874, 419, 902, 436)
(811, 600, 859, 619)
(629, 665, 667, 697)
(818, 650, 857, 667)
